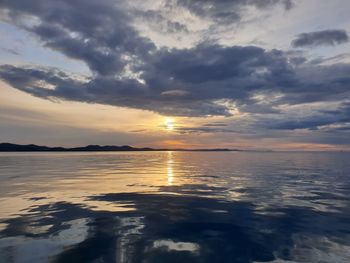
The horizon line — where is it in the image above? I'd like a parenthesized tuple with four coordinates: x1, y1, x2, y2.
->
(0, 142, 349, 153)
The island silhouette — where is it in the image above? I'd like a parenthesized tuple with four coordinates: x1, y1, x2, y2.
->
(0, 143, 237, 152)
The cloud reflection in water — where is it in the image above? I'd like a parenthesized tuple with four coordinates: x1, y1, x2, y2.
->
(0, 152, 349, 262)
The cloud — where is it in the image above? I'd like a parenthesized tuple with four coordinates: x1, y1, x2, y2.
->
(167, 0, 294, 24)
(0, 0, 350, 124)
(263, 102, 350, 131)
(0, 0, 155, 76)
(137, 9, 189, 34)
(203, 122, 228, 127)
(176, 123, 238, 134)
(1, 47, 20, 55)
(2, 43, 350, 118)
(292, 29, 349, 48)
(0, 45, 276, 116)
(127, 0, 295, 43)
(161, 89, 189, 97)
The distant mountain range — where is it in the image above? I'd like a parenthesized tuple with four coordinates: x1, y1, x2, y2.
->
(0, 143, 237, 152)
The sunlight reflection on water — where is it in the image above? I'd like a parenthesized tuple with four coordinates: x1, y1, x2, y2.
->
(0, 151, 350, 262)
(167, 151, 174, 186)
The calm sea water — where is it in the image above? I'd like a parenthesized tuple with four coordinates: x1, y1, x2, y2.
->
(0, 151, 350, 263)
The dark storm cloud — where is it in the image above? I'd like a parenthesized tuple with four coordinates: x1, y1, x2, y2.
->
(0, 0, 155, 76)
(0, 45, 291, 116)
(292, 30, 349, 48)
(0, 64, 233, 117)
(2, 44, 350, 117)
(0, 65, 87, 100)
(270, 116, 342, 130)
(266, 102, 350, 130)
(0, 0, 350, 121)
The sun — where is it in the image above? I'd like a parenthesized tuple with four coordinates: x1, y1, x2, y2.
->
(164, 118, 175, 131)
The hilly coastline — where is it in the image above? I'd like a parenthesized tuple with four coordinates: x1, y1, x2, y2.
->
(0, 143, 236, 152)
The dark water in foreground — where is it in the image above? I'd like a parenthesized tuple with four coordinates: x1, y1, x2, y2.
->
(0, 152, 350, 263)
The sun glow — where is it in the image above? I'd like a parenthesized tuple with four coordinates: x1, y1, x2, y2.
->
(165, 118, 175, 131)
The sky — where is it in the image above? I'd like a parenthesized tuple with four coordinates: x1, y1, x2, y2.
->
(0, 0, 350, 150)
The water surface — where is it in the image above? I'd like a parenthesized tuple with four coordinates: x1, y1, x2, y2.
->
(0, 151, 350, 262)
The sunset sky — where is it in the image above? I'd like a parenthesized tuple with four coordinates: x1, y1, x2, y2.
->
(1, 0, 350, 150)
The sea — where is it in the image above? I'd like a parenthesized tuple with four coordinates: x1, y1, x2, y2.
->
(0, 151, 349, 263)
